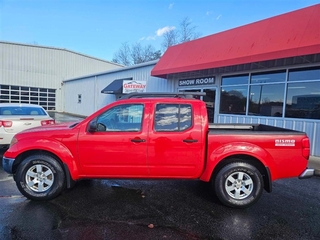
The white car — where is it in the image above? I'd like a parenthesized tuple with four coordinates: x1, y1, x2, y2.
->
(0, 103, 55, 148)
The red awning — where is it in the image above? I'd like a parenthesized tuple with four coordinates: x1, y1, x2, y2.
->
(151, 4, 320, 78)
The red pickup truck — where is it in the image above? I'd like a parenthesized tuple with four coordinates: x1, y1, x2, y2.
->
(2, 92, 314, 208)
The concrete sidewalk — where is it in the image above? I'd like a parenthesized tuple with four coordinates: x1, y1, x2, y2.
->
(309, 156, 320, 176)
(49, 112, 85, 123)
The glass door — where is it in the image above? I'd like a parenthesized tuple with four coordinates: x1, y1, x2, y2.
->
(179, 89, 201, 99)
(178, 88, 216, 123)
(203, 89, 216, 123)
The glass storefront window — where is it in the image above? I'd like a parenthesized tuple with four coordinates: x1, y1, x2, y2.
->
(251, 71, 286, 84)
(285, 82, 320, 119)
(289, 67, 320, 81)
(222, 75, 248, 85)
(249, 84, 284, 117)
(219, 67, 319, 120)
(220, 86, 247, 115)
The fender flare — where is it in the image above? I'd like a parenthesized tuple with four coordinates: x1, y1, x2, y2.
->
(8, 137, 80, 181)
(200, 142, 275, 191)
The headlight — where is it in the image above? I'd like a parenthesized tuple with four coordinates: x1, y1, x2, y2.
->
(9, 137, 18, 148)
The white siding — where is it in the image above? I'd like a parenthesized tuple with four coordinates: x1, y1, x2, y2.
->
(64, 62, 175, 116)
(1, 42, 123, 111)
(63, 77, 97, 115)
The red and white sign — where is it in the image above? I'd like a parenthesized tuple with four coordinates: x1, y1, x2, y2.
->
(123, 80, 147, 94)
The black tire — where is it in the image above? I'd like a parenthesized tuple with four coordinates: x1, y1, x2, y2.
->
(15, 154, 66, 201)
(213, 161, 263, 208)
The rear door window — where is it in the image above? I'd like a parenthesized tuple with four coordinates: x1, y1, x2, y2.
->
(154, 104, 192, 131)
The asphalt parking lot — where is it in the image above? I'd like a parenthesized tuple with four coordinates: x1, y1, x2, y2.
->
(0, 112, 320, 239)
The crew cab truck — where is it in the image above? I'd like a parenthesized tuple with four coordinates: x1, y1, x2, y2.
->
(2, 92, 314, 208)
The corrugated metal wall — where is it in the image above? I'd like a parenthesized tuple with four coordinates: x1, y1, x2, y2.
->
(63, 62, 176, 117)
(1, 42, 123, 111)
(217, 115, 320, 156)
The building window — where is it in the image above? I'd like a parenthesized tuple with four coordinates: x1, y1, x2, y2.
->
(220, 75, 249, 115)
(248, 71, 286, 117)
(288, 67, 320, 82)
(219, 67, 320, 120)
(221, 75, 248, 85)
(251, 71, 286, 84)
(0, 85, 56, 110)
(154, 104, 192, 131)
(78, 94, 82, 103)
(285, 67, 320, 119)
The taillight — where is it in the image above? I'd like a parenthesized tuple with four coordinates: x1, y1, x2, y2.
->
(302, 137, 310, 160)
(41, 119, 56, 126)
(0, 120, 13, 127)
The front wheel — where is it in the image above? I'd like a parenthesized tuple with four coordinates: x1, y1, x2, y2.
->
(213, 161, 263, 208)
(15, 154, 66, 201)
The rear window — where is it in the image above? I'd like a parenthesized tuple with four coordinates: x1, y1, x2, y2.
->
(0, 106, 47, 116)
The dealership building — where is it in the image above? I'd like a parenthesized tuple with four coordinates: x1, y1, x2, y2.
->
(1, 4, 320, 156)
(0, 41, 123, 111)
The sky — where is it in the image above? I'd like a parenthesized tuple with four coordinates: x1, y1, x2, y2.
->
(1, 0, 319, 62)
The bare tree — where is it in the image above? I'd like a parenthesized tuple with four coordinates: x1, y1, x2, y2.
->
(131, 43, 144, 64)
(141, 44, 161, 62)
(112, 17, 199, 65)
(112, 42, 131, 66)
(113, 42, 162, 66)
(161, 17, 201, 51)
(179, 17, 200, 42)
(161, 29, 179, 50)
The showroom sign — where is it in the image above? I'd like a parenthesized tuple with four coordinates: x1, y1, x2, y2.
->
(123, 80, 147, 93)
(179, 77, 215, 86)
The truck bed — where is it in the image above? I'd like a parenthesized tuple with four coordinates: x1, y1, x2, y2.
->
(208, 123, 305, 135)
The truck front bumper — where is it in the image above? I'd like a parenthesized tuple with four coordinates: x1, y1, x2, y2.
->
(2, 157, 15, 174)
(299, 168, 314, 179)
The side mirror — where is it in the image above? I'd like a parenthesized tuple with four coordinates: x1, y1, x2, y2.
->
(88, 119, 97, 132)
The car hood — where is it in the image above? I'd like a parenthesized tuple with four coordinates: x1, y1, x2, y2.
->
(20, 121, 80, 133)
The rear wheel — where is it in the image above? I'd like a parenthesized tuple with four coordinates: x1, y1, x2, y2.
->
(15, 154, 66, 200)
(213, 161, 263, 208)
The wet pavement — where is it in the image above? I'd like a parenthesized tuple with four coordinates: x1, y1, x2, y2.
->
(1, 113, 320, 239)
(1, 163, 320, 240)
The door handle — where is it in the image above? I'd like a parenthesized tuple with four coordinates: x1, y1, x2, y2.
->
(183, 139, 198, 143)
(131, 138, 146, 143)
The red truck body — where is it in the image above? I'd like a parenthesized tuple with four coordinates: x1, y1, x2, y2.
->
(2, 93, 313, 208)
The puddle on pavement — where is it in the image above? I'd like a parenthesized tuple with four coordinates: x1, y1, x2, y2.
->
(111, 185, 146, 199)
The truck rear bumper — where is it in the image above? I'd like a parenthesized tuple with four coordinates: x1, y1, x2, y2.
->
(299, 168, 314, 179)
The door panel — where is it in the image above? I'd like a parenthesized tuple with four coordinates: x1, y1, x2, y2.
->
(78, 104, 149, 177)
(147, 102, 204, 178)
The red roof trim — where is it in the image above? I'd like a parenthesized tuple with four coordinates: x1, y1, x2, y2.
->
(151, 4, 320, 78)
